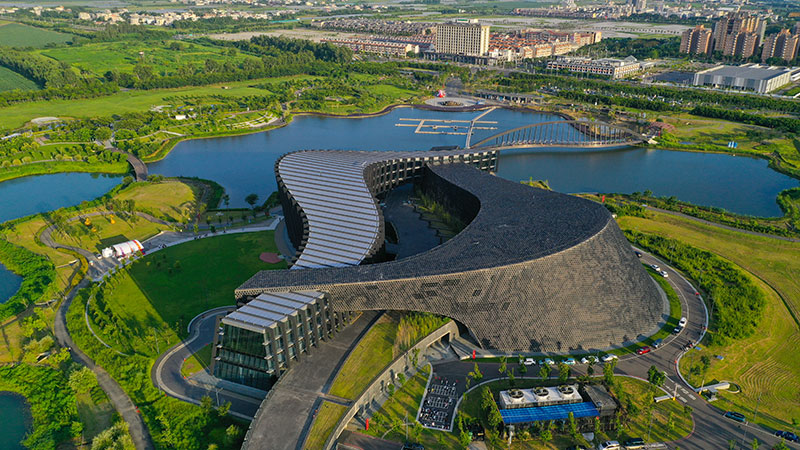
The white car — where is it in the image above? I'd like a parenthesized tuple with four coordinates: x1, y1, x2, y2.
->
(678, 317, 688, 327)
(597, 441, 621, 450)
(660, 270, 669, 278)
(543, 358, 555, 365)
(580, 357, 590, 364)
(601, 354, 618, 363)
(564, 357, 576, 365)
(650, 264, 660, 271)
(523, 358, 535, 366)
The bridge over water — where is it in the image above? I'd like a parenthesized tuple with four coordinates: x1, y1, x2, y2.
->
(470, 119, 645, 150)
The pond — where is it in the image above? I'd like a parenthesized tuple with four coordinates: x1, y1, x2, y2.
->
(0, 391, 32, 450)
(149, 107, 798, 217)
(0, 172, 121, 224)
(0, 262, 22, 304)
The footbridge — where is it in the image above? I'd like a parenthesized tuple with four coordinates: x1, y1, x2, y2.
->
(468, 120, 645, 150)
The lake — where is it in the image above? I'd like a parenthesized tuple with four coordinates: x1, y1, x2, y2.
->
(0, 392, 32, 450)
(149, 107, 798, 217)
(0, 172, 121, 224)
(0, 262, 22, 304)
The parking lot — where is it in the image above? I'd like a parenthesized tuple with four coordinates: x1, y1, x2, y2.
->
(417, 374, 461, 431)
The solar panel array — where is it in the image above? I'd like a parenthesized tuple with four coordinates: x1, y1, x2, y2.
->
(221, 290, 324, 333)
(499, 402, 600, 424)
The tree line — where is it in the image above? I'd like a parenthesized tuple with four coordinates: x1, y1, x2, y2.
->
(624, 230, 766, 345)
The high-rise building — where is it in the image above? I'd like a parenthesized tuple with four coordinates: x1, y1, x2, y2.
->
(713, 12, 764, 56)
(633, 0, 647, 13)
(680, 25, 713, 55)
(761, 29, 800, 62)
(435, 20, 490, 56)
(724, 31, 760, 58)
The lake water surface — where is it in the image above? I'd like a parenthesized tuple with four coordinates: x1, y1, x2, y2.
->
(0, 172, 121, 224)
(149, 108, 798, 217)
(0, 392, 32, 450)
(0, 262, 22, 304)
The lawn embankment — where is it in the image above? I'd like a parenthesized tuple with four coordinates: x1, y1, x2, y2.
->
(618, 210, 800, 429)
(127, 230, 285, 335)
(182, 343, 213, 378)
(328, 312, 450, 400)
(328, 314, 399, 400)
(0, 21, 76, 47)
(67, 230, 287, 448)
(304, 401, 349, 450)
(0, 66, 39, 92)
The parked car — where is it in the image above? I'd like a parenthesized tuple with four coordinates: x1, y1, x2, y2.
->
(775, 431, 799, 442)
(596, 440, 621, 450)
(635, 346, 651, 355)
(653, 338, 663, 348)
(678, 317, 688, 327)
(523, 358, 535, 366)
(544, 358, 555, 365)
(724, 411, 747, 423)
(564, 357, 576, 365)
(660, 270, 669, 278)
(634, 251, 642, 258)
(623, 437, 645, 449)
(601, 354, 618, 363)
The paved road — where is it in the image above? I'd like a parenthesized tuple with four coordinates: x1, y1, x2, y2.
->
(243, 311, 382, 450)
(151, 307, 263, 420)
(53, 278, 155, 450)
(431, 250, 798, 450)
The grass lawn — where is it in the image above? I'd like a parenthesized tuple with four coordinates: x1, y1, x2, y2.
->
(39, 40, 251, 77)
(115, 180, 200, 223)
(304, 401, 349, 450)
(181, 343, 212, 378)
(361, 366, 462, 448)
(55, 214, 169, 253)
(618, 211, 800, 429)
(90, 270, 181, 356)
(0, 76, 309, 130)
(328, 314, 399, 400)
(127, 230, 285, 336)
(0, 21, 75, 47)
(614, 377, 693, 444)
(0, 66, 39, 92)
(75, 390, 115, 440)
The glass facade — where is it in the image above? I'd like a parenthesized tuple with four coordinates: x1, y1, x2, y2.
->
(211, 295, 353, 391)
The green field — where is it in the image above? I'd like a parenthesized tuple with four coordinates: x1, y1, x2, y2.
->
(0, 21, 75, 47)
(328, 314, 399, 400)
(0, 66, 39, 92)
(618, 211, 800, 429)
(304, 401, 348, 450)
(0, 76, 311, 129)
(39, 40, 253, 77)
(127, 230, 286, 335)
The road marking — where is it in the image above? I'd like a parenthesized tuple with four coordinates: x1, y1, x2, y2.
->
(688, 394, 696, 400)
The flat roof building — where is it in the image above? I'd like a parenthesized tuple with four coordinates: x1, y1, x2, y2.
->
(692, 64, 793, 93)
(546, 56, 642, 79)
(436, 20, 490, 56)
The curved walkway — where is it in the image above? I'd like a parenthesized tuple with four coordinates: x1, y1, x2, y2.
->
(151, 307, 263, 420)
(54, 278, 155, 450)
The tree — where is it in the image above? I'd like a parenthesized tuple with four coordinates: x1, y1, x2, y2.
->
(508, 368, 516, 386)
(539, 364, 550, 380)
(773, 441, 790, 450)
(751, 437, 760, 450)
(568, 411, 578, 438)
(499, 356, 507, 379)
(68, 367, 99, 394)
(224, 424, 242, 447)
(520, 363, 527, 375)
(648, 365, 666, 387)
(604, 358, 617, 385)
(411, 422, 423, 443)
(558, 362, 570, 383)
(94, 127, 112, 141)
(245, 193, 259, 209)
(540, 421, 553, 444)
(469, 362, 483, 383)
(122, 175, 134, 186)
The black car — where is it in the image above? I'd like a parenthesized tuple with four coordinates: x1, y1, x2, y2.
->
(402, 443, 424, 450)
(634, 251, 642, 258)
(623, 437, 645, 449)
(775, 431, 800, 442)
